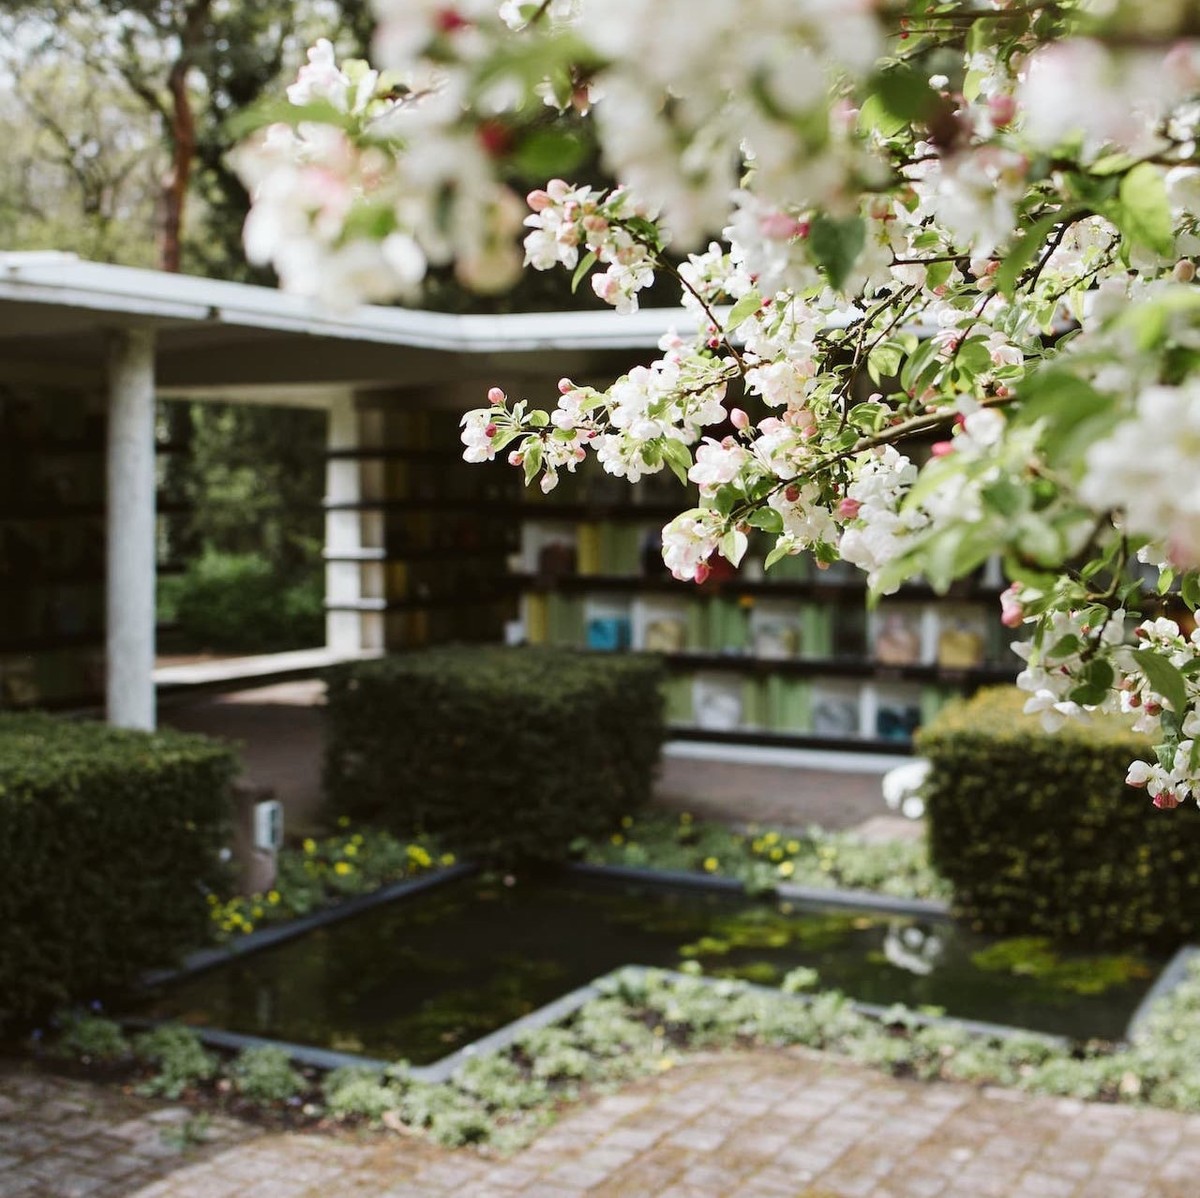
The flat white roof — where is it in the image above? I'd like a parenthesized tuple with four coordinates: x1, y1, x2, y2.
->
(0, 251, 696, 355)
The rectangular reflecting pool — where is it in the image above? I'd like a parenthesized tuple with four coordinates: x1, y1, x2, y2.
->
(134, 874, 1163, 1063)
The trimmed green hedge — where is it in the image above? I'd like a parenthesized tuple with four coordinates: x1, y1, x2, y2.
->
(324, 647, 666, 863)
(917, 686, 1200, 948)
(0, 714, 235, 1023)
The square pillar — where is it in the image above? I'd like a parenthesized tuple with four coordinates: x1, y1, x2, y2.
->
(106, 327, 157, 729)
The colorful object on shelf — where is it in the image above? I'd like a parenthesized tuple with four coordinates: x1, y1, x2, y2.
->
(586, 616, 632, 652)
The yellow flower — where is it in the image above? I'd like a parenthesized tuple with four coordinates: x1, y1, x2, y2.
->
(344, 843, 358, 857)
(620, 815, 634, 829)
(702, 856, 719, 873)
(751, 839, 764, 854)
(267, 890, 281, 905)
(679, 812, 692, 825)
(763, 832, 780, 847)
(337, 816, 350, 829)
(611, 833, 624, 846)
(770, 848, 784, 862)
(303, 838, 317, 855)
(440, 852, 456, 866)
(786, 840, 800, 854)
(777, 860, 795, 878)
(334, 861, 352, 876)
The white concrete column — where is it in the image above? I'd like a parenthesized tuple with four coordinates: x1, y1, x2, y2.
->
(106, 327, 157, 729)
(325, 392, 381, 652)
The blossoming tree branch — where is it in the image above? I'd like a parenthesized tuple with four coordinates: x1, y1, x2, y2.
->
(235, 0, 1200, 805)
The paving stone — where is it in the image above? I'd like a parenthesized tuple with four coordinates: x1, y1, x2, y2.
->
(11, 1052, 1200, 1198)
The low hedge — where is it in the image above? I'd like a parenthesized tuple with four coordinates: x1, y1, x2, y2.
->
(0, 713, 235, 1023)
(917, 686, 1200, 948)
(324, 647, 666, 862)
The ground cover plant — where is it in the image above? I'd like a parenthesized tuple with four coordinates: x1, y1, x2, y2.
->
(44, 957, 1200, 1152)
(574, 811, 951, 902)
(206, 826, 456, 939)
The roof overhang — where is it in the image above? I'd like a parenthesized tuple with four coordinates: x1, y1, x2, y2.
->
(0, 252, 696, 407)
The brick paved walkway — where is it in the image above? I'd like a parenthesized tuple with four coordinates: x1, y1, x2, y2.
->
(6, 1049, 1200, 1198)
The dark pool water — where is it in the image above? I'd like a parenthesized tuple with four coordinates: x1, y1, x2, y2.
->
(135, 875, 1162, 1063)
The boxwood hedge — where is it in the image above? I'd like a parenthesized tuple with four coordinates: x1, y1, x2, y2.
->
(324, 647, 666, 862)
(917, 686, 1200, 948)
(0, 713, 235, 1023)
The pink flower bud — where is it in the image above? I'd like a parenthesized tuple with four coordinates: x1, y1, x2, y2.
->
(784, 485, 800, 503)
(558, 378, 574, 394)
(508, 450, 524, 466)
(1174, 259, 1196, 283)
(694, 561, 711, 585)
(999, 584, 1024, 628)
(1153, 792, 1182, 809)
(526, 189, 552, 212)
(988, 94, 1017, 127)
(435, 7, 469, 33)
(931, 441, 954, 457)
(837, 498, 862, 520)
(730, 408, 750, 431)
(487, 387, 506, 405)
(484, 423, 498, 438)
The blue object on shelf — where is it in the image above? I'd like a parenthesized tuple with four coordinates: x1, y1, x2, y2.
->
(586, 617, 631, 652)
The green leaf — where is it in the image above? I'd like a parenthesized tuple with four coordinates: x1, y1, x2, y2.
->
(511, 128, 589, 179)
(867, 340, 906, 383)
(660, 439, 693, 486)
(719, 529, 748, 567)
(1182, 572, 1200, 610)
(1014, 368, 1116, 466)
(522, 439, 542, 485)
(570, 250, 597, 294)
(746, 507, 784, 534)
(764, 540, 794, 570)
(995, 206, 1082, 297)
(1115, 163, 1175, 258)
(1045, 634, 1083, 661)
(724, 289, 763, 334)
(807, 214, 865, 292)
(981, 477, 1028, 519)
(1131, 648, 1191, 716)
(857, 93, 907, 139)
(871, 64, 936, 124)
(955, 337, 993, 376)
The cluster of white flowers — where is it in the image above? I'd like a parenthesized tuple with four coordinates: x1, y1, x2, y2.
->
(1080, 382, 1200, 569)
(661, 508, 725, 583)
(837, 448, 923, 593)
(241, 4, 1200, 807)
(522, 182, 660, 313)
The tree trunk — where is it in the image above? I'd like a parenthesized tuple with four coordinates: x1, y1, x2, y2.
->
(159, 59, 194, 273)
(159, 0, 211, 273)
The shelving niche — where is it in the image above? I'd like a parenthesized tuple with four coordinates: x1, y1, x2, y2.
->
(324, 401, 1019, 753)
